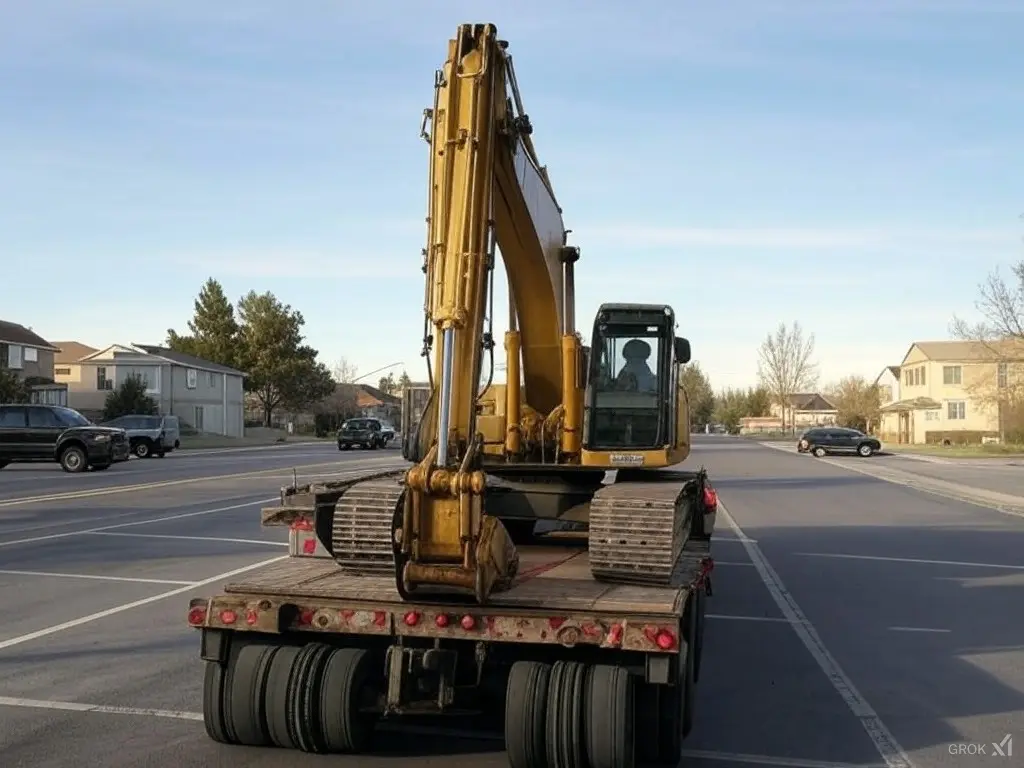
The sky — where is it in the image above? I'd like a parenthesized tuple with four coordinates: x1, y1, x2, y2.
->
(2, 0, 1022, 391)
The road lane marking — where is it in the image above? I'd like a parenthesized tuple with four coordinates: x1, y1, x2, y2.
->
(795, 552, 1024, 571)
(0, 554, 287, 652)
(0, 569, 193, 585)
(887, 626, 951, 634)
(718, 500, 915, 768)
(87, 531, 288, 547)
(707, 613, 796, 623)
(0, 696, 886, 767)
(0, 497, 276, 548)
(713, 560, 756, 566)
(0, 456, 403, 508)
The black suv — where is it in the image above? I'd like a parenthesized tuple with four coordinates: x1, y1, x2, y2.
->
(337, 417, 390, 450)
(0, 404, 131, 472)
(797, 427, 881, 458)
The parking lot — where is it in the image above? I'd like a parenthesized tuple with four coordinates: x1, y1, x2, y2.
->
(0, 438, 1021, 767)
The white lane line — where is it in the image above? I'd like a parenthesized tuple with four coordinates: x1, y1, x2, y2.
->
(0, 696, 886, 768)
(0, 554, 286, 652)
(0, 696, 202, 721)
(0, 497, 275, 548)
(0, 569, 193, 586)
(718, 501, 915, 768)
(888, 626, 951, 634)
(713, 560, 756, 566)
(707, 613, 797, 624)
(795, 551, 1024, 571)
(87, 531, 288, 547)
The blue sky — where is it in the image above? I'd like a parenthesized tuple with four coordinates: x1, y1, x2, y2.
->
(2, 0, 1022, 390)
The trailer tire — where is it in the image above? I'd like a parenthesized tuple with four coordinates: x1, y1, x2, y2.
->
(320, 647, 377, 753)
(288, 642, 335, 753)
(546, 660, 587, 768)
(505, 661, 551, 768)
(264, 644, 302, 749)
(202, 660, 236, 744)
(584, 664, 635, 768)
(694, 585, 707, 684)
(655, 601, 698, 761)
(681, 594, 698, 738)
(229, 643, 278, 746)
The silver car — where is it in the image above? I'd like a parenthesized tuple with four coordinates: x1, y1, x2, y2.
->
(100, 414, 181, 458)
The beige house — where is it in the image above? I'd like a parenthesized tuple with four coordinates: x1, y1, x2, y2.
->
(54, 342, 247, 436)
(741, 393, 837, 434)
(0, 320, 68, 405)
(878, 340, 1024, 444)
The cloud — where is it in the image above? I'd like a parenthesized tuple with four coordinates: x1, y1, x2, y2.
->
(572, 226, 1016, 251)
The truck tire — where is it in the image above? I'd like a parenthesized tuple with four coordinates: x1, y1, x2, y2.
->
(655, 603, 698, 761)
(546, 660, 587, 768)
(505, 661, 551, 768)
(681, 596, 698, 738)
(693, 586, 707, 684)
(59, 445, 87, 473)
(584, 664, 635, 768)
(228, 643, 278, 746)
(288, 642, 336, 753)
(264, 644, 302, 748)
(202, 660, 236, 744)
(320, 647, 377, 753)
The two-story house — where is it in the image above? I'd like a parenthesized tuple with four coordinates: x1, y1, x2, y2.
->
(878, 340, 1023, 444)
(53, 342, 247, 437)
(0, 320, 68, 405)
(766, 392, 838, 431)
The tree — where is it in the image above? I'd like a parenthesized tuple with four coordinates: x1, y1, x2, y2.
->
(103, 374, 158, 420)
(398, 370, 412, 390)
(377, 372, 398, 395)
(332, 357, 359, 383)
(744, 385, 772, 417)
(166, 277, 241, 369)
(757, 321, 818, 432)
(826, 375, 881, 433)
(0, 370, 30, 404)
(950, 261, 1024, 441)
(236, 291, 336, 426)
(680, 362, 714, 428)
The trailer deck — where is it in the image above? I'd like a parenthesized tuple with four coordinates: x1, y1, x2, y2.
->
(224, 536, 709, 616)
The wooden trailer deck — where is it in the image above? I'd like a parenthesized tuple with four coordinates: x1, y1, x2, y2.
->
(225, 536, 710, 617)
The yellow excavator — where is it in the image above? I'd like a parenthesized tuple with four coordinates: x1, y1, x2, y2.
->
(330, 23, 707, 604)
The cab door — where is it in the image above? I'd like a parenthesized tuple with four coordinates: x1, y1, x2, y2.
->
(0, 406, 29, 457)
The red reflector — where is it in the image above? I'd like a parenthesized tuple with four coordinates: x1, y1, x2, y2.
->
(608, 623, 623, 645)
(655, 629, 676, 650)
(403, 611, 420, 627)
(703, 487, 718, 508)
(302, 538, 316, 554)
(219, 609, 237, 625)
(290, 518, 313, 532)
(548, 617, 566, 629)
(435, 613, 450, 628)
(373, 611, 387, 627)
(460, 614, 476, 630)
(187, 607, 206, 626)
(245, 609, 259, 626)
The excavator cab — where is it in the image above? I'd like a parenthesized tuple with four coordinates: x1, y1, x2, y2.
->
(582, 303, 690, 457)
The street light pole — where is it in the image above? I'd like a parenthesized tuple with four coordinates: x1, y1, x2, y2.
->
(351, 361, 405, 385)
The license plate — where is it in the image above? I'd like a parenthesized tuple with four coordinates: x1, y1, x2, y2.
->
(609, 453, 644, 465)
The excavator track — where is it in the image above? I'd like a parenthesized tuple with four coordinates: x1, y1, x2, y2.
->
(331, 475, 405, 576)
(587, 478, 697, 586)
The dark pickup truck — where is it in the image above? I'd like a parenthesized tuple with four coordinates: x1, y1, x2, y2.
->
(0, 403, 130, 472)
(336, 417, 392, 450)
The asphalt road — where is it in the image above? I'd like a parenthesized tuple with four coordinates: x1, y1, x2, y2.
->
(0, 438, 1021, 767)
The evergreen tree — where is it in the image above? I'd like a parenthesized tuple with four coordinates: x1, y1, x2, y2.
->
(166, 278, 240, 368)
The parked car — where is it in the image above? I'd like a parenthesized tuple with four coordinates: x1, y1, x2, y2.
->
(100, 414, 181, 458)
(0, 403, 130, 472)
(797, 427, 882, 458)
(337, 417, 389, 450)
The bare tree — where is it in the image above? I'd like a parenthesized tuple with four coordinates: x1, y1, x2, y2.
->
(949, 261, 1024, 441)
(757, 321, 818, 432)
(332, 357, 359, 383)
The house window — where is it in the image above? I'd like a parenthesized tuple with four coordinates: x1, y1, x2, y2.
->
(919, 366, 925, 385)
(96, 366, 113, 390)
(913, 368, 920, 386)
(24, 347, 38, 363)
(942, 365, 962, 385)
(193, 405, 205, 431)
(904, 369, 911, 385)
(54, 367, 71, 376)
(186, 369, 197, 389)
(208, 371, 216, 387)
(6, 344, 22, 369)
(946, 401, 966, 420)
(998, 362, 1008, 389)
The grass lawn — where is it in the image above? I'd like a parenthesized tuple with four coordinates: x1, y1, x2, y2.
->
(884, 442, 1024, 459)
(178, 427, 332, 451)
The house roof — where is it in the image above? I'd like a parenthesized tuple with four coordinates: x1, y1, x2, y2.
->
(0, 320, 59, 351)
(52, 341, 99, 364)
(788, 392, 836, 411)
(901, 339, 1024, 364)
(333, 383, 401, 408)
(132, 344, 247, 376)
(873, 365, 901, 385)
